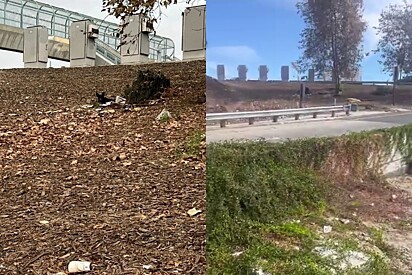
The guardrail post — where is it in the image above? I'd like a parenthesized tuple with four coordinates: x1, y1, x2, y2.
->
(220, 120, 226, 128)
(295, 114, 300, 120)
(331, 111, 335, 117)
(248, 118, 254, 125)
(313, 113, 318, 118)
(273, 116, 278, 122)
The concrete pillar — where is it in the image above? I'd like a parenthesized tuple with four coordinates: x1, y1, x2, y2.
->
(69, 20, 98, 67)
(120, 14, 152, 64)
(217, 65, 225, 81)
(182, 5, 206, 61)
(23, 26, 48, 68)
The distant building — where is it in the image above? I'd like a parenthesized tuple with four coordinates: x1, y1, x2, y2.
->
(237, 65, 248, 81)
(217, 65, 225, 81)
(258, 65, 269, 81)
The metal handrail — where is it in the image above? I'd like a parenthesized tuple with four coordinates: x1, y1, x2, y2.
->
(96, 39, 120, 64)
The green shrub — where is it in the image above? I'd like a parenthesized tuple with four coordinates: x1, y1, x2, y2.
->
(124, 69, 170, 104)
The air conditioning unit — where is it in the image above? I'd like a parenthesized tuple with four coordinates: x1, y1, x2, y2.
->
(87, 24, 99, 39)
(141, 17, 154, 33)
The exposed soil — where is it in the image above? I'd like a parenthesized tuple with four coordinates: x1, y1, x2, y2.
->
(327, 176, 412, 273)
(330, 178, 412, 223)
(0, 61, 206, 274)
(207, 76, 412, 113)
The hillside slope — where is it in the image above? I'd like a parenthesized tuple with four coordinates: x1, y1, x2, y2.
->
(0, 61, 206, 274)
(206, 76, 412, 112)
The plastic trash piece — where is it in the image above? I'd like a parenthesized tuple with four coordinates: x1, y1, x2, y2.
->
(68, 261, 92, 273)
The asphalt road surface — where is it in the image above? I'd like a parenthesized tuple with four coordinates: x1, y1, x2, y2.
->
(206, 112, 412, 143)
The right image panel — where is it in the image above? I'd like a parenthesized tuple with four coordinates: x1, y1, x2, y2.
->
(206, 0, 412, 274)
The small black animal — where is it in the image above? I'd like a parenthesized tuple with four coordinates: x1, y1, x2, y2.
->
(96, 92, 113, 104)
(196, 95, 206, 104)
(295, 87, 312, 96)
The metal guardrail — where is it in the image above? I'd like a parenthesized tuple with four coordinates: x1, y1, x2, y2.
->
(241, 79, 412, 86)
(206, 105, 351, 128)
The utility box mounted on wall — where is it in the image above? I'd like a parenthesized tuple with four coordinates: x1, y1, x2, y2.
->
(69, 20, 98, 67)
(140, 17, 154, 33)
(182, 5, 206, 61)
(120, 14, 152, 64)
(23, 26, 48, 68)
(87, 24, 99, 38)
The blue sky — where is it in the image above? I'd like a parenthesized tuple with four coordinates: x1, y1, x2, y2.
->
(206, 0, 403, 81)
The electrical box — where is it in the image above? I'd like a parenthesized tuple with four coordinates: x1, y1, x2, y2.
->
(88, 24, 99, 39)
(120, 14, 151, 64)
(217, 65, 225, 81)
(182, 5, 206, 60)
(23, 26, 48, 68)
(238, 65, 248, 81)
(308, 69, 315, 82)
(70, 20, 97, 67)
(141, 17, 154, 33)
(259, 65, 269, 81)
(281, 66, 290, 82)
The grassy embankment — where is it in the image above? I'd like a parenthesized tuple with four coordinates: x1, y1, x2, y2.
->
(207, 125, 412, 274)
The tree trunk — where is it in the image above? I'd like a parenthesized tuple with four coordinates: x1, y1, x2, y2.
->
(331, 6, 340, 95)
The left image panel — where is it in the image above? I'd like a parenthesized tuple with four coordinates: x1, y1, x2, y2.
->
(0, 0, 206, 274)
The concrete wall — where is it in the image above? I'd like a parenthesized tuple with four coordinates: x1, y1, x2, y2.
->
(382, 151, 410, 177)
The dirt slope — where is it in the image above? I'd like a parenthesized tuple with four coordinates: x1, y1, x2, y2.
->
(206, 76, 412, 112)
(0, 61, 206, 274)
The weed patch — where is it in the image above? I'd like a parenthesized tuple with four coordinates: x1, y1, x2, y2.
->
(207, 125, 412, 274)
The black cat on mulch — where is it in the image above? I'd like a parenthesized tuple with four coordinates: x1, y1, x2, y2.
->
(96, 92, 113, 104)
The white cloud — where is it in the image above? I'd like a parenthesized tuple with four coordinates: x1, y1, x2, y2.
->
(207, 45, 260, 63)
(207, 45, 261, 79)
(362, 0, 405, 53)
(0, 0, 205, 68)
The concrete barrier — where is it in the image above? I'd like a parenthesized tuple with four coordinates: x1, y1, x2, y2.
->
(382, 151, 410, 177)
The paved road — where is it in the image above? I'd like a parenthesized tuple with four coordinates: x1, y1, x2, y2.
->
(206, 112, 412, 143)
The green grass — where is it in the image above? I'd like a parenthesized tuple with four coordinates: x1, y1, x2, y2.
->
(205, 131, 409, 274)
(175, 131, 205, 159)
(185, 131, 205, 157)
